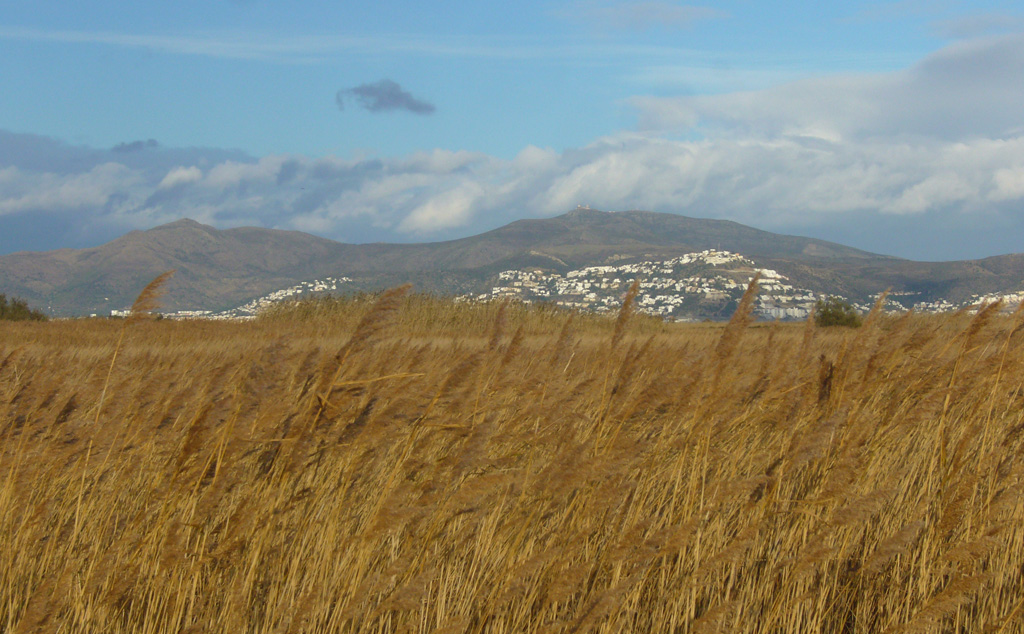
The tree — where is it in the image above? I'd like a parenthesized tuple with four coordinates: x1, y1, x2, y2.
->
(814, 296, 861, 328)
(0, 294, 48, 321)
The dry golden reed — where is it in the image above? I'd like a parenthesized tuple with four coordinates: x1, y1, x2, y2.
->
(93, 270, 175, 426)
(1, 291, 1024, 633)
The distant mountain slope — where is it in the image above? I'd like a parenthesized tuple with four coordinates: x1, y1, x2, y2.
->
(472, 209, 884, 262)
(794, 253, 1024, 303)
(324, 209, 886, 273)
(0, 219, 341, 313)
(0, 209, 1020, 316)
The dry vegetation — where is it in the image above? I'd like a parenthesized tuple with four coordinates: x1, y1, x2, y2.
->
(2, 282, 1024, 633)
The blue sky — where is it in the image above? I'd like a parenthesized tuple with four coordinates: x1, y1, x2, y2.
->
(2, 1, 1024, 259)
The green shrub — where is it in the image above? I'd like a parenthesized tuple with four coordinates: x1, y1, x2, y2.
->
(0, 294, 48, 321)
(814, 296, 861, 328)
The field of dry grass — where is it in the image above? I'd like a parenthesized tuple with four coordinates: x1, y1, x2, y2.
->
(2, 283, 1024, 633)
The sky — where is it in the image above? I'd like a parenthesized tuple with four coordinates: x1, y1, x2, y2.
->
(1, 1, 1023, 260)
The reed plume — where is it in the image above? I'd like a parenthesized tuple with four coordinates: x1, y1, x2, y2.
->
(611, 279, 640, 350)
(716, 273, 760, 363)
(93, 270, 174, 425)
(128, 270, 175, 322)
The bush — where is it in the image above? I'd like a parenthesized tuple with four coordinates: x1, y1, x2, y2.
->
(814, 296, 861, 328)
(0, 294, 48, 321)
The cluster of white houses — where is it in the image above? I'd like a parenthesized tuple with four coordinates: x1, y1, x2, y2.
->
(129, 251, 1024, 322)
(865, 290, 1023, 315)
(216, 277, 352, 318)
(461, 250, 827, 321)
(151, 276, 352, 320)
(460, 250, 1024, 321)
(968, 291, 1024, 308)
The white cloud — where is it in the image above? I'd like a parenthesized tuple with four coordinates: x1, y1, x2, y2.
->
(4, 130, 1024, 256)
(158, 166, 202, 189)
(512, 145, 559, 171)
(631, 33, 1024, 142)
(991, 166, 1024, 202)
(204, 156, 288, 189)
(0, 163, 142, 216)
(883, 172, 975, 214)
(399, 182, 487, 232)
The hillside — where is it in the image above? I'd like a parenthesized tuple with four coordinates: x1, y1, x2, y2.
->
(0, 209, 1021, 316)
(323, 208, 886, 273)
(0, 219, 341, 314)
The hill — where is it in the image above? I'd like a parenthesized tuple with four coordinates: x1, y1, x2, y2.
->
(0, 219, 340, 314)
(0, 209, 1021, 317)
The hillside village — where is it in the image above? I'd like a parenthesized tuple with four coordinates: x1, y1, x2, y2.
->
(457, 250, 1024, 320)
(457, 250, 821, 321)
(158, 276, 353, 319)
(220, 276, 353, 317)
(150, 251, 1024, 322)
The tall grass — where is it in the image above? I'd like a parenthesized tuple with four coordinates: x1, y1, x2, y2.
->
(1, 293, 1023, 633)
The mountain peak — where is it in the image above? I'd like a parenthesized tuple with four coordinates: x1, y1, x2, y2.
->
(156, 218, 214, 231)
(563, 206, 609, 220)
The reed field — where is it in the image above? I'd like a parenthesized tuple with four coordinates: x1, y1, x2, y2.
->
(3, 280, 1024, 633)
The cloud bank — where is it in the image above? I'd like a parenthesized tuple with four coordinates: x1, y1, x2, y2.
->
(2, 34, 1024, 260)
(336, 80, 436, 115)
(630, 33, 1024, 141)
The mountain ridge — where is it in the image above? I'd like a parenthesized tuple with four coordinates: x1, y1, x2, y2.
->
(0, 209, 1019, 316)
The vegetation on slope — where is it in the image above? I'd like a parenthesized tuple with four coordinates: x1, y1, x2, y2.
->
(1, 284, 1023, 632)
(0, 293, 46, 321)
(814, 296, 863, 328)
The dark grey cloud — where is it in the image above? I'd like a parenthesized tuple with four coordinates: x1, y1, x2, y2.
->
(336, 79, 435, 115)
(111, 139, 159, 153)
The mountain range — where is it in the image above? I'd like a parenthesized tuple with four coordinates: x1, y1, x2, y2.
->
(1, 208, 1022, 317)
